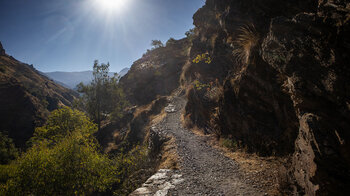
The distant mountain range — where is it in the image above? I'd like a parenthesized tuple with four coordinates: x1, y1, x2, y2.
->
(44, 68, 130, 89)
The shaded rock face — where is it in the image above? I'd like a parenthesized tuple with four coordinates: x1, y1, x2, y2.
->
(184, 0, 350, 195)
(185, 0, 316, 156)
(0, 52, 78, 147)
(120, 38, 190, 106)
(262, 11, 350, 195)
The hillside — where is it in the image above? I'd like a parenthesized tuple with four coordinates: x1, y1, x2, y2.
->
(44, 68, 129, 89)
(0, 42, 78, 147)
(119, 38, 190, 105)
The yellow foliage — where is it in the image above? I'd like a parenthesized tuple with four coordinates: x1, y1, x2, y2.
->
(192, 53, 212, 64)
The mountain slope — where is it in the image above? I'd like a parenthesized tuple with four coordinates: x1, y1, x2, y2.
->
(0, 42, 78, 147)
(119, 38, 190, 105)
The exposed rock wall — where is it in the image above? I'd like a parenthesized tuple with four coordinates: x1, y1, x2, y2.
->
(184, 0, 350, 195)
(262, 9, 350, 195)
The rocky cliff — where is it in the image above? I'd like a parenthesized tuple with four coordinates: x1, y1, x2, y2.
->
(182, 0, 350, 195)
(0, 44, 78, 147)
(119, 38, 190, 106)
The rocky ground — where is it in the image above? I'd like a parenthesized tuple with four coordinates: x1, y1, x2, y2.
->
(131, 95, 267, 195)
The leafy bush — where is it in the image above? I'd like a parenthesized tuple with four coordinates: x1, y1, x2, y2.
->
(166, 37, 176, 46)
(0, 107, 117, 195)
(192, 53, 212, 64)
(193, 80, 210, 90)
(221, 138, 238, 150)
(0, 107, 154, 195)
(29, 106, 97, 145)
(185, 28, 195, 40)
(0, 132, 18, 164)
(3, 133, 116, 195)
(113, 145, 149, 195)
(151, 40, 164, 49)
(154, 70, 162, 76)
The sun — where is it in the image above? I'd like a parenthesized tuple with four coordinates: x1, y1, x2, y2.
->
(95, 0, 127, 12)
(100, 0, 124, 9)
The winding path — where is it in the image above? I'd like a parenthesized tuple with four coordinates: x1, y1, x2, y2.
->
(131, 96, 264, 196)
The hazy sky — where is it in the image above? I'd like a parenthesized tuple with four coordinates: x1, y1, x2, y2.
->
(0, 0, 204, 72)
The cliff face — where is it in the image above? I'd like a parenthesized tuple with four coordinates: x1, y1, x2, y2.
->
(119, 38, 190, 106)
(0, 46, 78, 147)
(183, 0, 350, 195)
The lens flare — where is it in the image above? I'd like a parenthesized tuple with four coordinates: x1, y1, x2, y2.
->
(96, 0, 127, 13)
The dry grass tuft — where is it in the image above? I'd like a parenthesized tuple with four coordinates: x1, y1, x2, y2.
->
(180, 60, 192, 88)
(133, 104, 152, 118)
(232, 24, 259, 64)
(158, 137, 179, 170)
(150, 110, 167, 125)
(181, 113, 193, 128)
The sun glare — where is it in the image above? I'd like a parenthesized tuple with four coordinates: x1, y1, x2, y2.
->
(95, 0, 127, 13)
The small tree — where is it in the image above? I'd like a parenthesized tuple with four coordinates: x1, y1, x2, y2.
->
(151, 40, 164, 49)
(77, 60, 129, 131)
(185, 28, 195, 39)
(166, 37, 176, 46)
(106, 74, 129, 123)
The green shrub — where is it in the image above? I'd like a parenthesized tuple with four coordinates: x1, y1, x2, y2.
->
(192, 53, 212, 64)
(154, 70, 162, 76)
(0, 106, 152, 195)
(166, 37, 176, 46)
(0, 132, 18, 164)
(185, 28, 195, 41)
(113, 145, 149, 195)
(0, 107, 116, 195)
(221, 138, 238, 150)
(29, 106, 97, 145)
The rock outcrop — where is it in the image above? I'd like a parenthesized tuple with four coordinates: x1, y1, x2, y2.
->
(182, 0, 350, 195)
(0, 46, 78, 147)
(119, 38, 190, 106)
(262, 9, 350, 195)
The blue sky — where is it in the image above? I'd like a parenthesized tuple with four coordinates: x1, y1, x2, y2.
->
(0, 0, 204, 72)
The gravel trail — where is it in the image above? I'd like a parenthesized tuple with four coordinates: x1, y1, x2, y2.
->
(132, 95, 264, 195)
